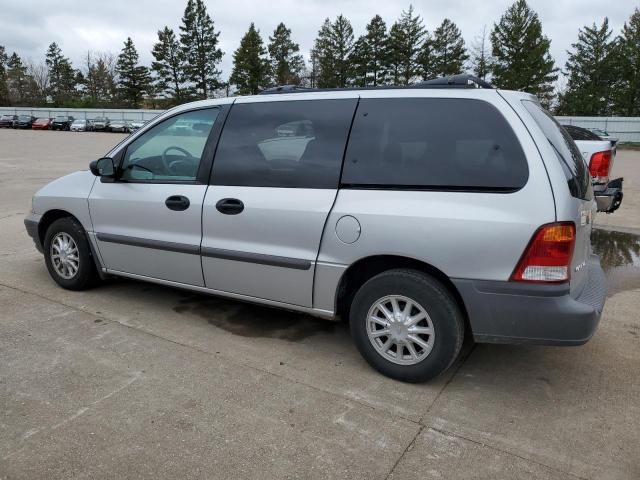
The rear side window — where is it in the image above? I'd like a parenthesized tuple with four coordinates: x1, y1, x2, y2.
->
(341, 98, 528, 191)
(212, 99, 357, 188)
(522, 100, 591, 200)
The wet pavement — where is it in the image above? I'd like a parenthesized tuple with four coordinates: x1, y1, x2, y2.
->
(592, 228, 640, 296)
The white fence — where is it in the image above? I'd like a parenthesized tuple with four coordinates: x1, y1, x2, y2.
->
(1, 107, 639, 143)
(554, 116, 640, 143)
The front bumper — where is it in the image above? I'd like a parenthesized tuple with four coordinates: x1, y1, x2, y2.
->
(595, 177, 623, 213)
(453, 255, 607, 346)
(24, 213, 43, 253)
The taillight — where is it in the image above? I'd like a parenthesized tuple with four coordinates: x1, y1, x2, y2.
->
(511, 222, 576, 283)
(589, 150, 612, 183)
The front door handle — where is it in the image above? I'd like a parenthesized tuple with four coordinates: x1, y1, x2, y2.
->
(216, 198, 244, 215)
(165, 195, 190, 211)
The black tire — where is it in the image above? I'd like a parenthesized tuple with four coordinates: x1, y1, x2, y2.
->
(349, 269, 464, 383)
(43, 217, 100, 290)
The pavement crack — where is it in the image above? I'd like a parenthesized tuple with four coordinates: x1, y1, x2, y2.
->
(383, 425, 424, 480)
(427, 426, 590, 480)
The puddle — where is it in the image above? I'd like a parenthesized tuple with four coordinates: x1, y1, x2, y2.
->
(591, 228, 640, 296)
(173, 293, 344, 341)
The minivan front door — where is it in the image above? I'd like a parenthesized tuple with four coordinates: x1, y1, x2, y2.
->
(201, 97, 357, 307)
(89, 107, 224, 286)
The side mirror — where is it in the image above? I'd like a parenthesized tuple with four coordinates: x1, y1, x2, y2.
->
(90, 157, 115, 177)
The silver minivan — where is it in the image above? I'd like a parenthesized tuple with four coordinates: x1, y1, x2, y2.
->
(25, 75, 607, 382)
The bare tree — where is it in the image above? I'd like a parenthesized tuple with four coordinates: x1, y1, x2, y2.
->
(25, 59, 49, 103)
(469, 25, 492, 80)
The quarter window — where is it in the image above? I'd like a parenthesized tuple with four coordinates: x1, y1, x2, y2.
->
(120, 108, 219, 182)
(342, 98, 528, 190)
(212, 99, 357, 188)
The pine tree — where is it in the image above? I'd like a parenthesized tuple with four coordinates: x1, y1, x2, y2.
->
(349, 36, 370, 87)
(84, 52, 117, 106)
(470, 26, 491, 80)
(0, 46, 8, 106)
(426, 19, 468, 77)
(6, 53, 30, 105)
(268, 23, 305, 85)
(152, 26, 187, 102)
(312, 15, 355, 88)
(230, 23, 270, 95)
(387, 5, 426, 85)
(558, 18, 615, 115)
(45, 42, 78, 105)
(490, 0, 558, 104)
(179, 0, 223, 99)
(366, 15, 389, 86)
(116, 37, 151, 107)
(614, 8, 640, 115)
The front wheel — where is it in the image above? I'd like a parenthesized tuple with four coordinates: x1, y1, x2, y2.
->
(44, 217, 100, 290)
(349, 269, 464, 383)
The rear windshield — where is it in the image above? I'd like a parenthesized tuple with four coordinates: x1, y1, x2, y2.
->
(563, 125, 601, 141)
(342, 98, 528, 191)
(522, 100, 591, 200)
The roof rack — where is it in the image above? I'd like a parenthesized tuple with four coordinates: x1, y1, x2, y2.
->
(416, 74, 494, 89)
(258, 74, 494, 95)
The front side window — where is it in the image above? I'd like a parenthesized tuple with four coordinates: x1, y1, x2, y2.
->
(120, 108, 219, 182)
(212, 99, 357, 188)
(342, 98, 528, 190)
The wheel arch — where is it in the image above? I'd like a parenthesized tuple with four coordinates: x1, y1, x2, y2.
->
(334, 255, 470, 330)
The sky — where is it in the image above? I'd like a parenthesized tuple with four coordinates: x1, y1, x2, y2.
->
(0, 0, 637, 82)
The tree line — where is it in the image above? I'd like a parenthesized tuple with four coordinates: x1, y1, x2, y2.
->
(0, 0, 638, 116)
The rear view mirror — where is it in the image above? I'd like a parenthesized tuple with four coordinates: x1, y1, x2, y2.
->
(90, 157, 115, 177)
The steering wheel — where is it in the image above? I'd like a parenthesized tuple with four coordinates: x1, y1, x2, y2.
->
(162, 146, 193, 174)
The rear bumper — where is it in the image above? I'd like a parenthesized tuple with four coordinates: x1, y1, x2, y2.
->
(595, 177, 623, 213)
(453, 255, 607, 346)
(24, 213, 43, 253)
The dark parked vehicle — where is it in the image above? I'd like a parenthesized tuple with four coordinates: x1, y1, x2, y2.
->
(50, 116, 75, 131)
(32, 118, 53, 130)
(92, 117, 111, 131)
(0, 114, 18, 128)
(13, 115, 36, 129)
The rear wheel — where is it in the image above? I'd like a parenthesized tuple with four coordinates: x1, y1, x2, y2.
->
(349, 269, 464, 383)
(44, 217, 100, 290)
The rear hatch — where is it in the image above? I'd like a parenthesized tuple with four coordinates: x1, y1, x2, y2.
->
(520, 101, 595, 297)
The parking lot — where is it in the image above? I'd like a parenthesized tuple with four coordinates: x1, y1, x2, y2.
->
(1, 128, 639, 479)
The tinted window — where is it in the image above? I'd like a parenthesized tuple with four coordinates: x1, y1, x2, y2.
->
(342, 98, 528, 190)
(563, 125, 601, 141)
(522, 101, 591, 200)
(120, 108, 219, 182)
(212, 99, 357, 188)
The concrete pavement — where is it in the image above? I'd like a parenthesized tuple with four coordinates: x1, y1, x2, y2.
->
(1, 129, 638, 479)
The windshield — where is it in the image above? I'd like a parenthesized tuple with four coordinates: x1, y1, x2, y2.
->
(73, 119, 86, 124)
(1, 115, 13, 120)
(94, 117, 107, 122)
(18, 116, 31, 121)
(36, 118, 49, 122)
(54, 116, 68, 121)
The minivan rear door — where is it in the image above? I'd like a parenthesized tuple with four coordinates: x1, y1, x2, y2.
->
(519, 99, 596, 295)
(200, 96, 358, 307)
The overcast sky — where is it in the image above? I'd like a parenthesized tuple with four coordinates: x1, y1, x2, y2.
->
(0, 0, 636, 81)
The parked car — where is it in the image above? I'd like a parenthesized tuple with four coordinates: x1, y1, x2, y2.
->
(32, 118, 53, 130)
(70, 119, 92, 132)
(563, 125, 622, 214)
(92, 117, 111, 132)
(0, 114, 18, 128)
(587, 127, 618, 149)
(13, 115, 36, 129)
(24, 75, 607, 383)
(50, 116, 75, 131)
(109, 119, 132, 133)
(129, 120, 147, 132)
